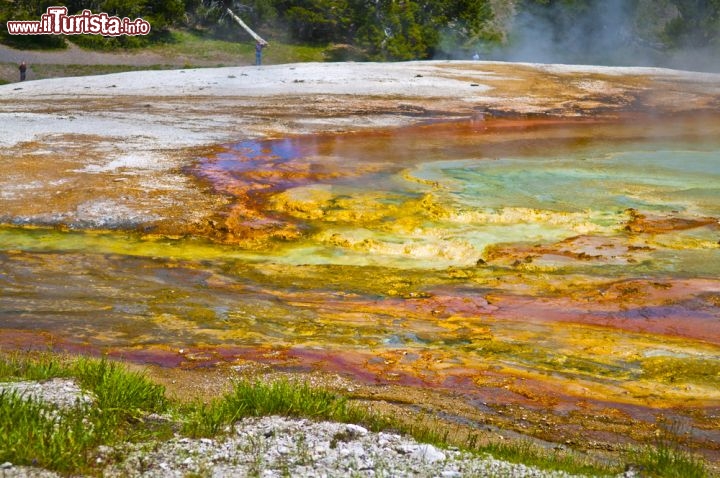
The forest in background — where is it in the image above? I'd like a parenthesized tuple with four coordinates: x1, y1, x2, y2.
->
(1, 0, 719, 70)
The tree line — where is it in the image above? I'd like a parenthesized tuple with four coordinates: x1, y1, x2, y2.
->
(2, 0, 719, 62)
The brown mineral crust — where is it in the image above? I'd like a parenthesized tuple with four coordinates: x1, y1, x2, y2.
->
(624, 208, 719, 234)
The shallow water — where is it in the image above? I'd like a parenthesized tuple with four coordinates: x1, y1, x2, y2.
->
(2, 115, 720, 452)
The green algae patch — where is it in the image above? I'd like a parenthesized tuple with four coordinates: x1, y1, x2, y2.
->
(641, 357, 720, 387)
(0, 226, 256, 262)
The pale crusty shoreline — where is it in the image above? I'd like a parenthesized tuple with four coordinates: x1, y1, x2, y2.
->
(3, 60, 718, 151)
(0, 60, 719, 232)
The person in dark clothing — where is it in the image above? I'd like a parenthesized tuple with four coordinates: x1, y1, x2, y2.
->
(19, 61, 27, 81)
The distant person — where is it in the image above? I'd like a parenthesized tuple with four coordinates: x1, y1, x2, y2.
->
(255, 41, 267, 66)
(18, 61, 27, 81)
(472, 52, 480, 61)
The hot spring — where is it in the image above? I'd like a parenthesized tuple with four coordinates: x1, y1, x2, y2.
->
(1, 112, 719, 457)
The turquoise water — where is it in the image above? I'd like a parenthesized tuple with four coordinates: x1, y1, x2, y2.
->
(2, 131, 719, 273)
(413, 149, 720, 214)
(1, 119, 720, 444)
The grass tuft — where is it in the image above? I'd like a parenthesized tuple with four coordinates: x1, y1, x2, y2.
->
(384, 414, 614, 476)
(0, 351, 72, 381)
(0, 352, 171, 473)
(180, 378, 614, 476)
(183, 378, 360, 437)
(480, 439, 610, 476)
(630, 442, 709, 478)
(625, 418, 710, 478)
(70, 357, 167, 414)
(226, 379, 348, 418)
(0, 391, 95, 471)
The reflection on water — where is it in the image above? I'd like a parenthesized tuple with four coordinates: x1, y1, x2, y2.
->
(2, 115, 720, 453)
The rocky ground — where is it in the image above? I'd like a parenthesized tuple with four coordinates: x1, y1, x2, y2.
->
(102, 416, 587, 478)
(0, 378, 634, 478)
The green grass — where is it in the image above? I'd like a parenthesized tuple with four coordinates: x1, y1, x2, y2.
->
(0, 352, 712, 477)
(28, 63, 178, 80)
(146, 29, 252, 60)
(181, 378, 616, 476)
(0, 352, 167, 414)
(480, 439, 611, 476)
(0, 26, 329, 83)
(624, 417, 713, 478)
(630, 443, 708, 478)
(146, 30, 327, 65)
(70, 357, 167, 413)
(0, 30, 328, 83)
(386, 413, 617, 476)
(182, 378, 368, 437)
(0, 351, 72, 381)
(0, 352, 170, 473)
(0, 392, 96, 471)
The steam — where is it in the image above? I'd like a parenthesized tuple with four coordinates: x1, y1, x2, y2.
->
(467, 0, 720, 73)
(493, 0, 638, 64)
